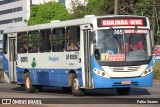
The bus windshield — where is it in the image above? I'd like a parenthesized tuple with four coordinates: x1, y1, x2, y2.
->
(94, 29, 151, 62)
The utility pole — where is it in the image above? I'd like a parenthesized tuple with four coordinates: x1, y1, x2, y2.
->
(151, 0, 160, 47)
(114, 0, 118, 15)
(151, 0, 156, 48)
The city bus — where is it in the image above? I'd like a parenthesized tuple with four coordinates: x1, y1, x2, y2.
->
(2, 15, 153, 96)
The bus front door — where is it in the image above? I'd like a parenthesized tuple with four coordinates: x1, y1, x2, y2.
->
(8, 37, 17, 83)
(83, 30, 93, 88)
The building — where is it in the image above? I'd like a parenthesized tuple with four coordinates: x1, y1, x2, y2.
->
(0, 0, 29, 31)
(0, 0, 87, 52)
(0, 0, 30, 52)
(32, 0, 87, 11)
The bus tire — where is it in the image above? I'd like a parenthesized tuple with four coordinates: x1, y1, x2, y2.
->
(36, 86, 43, 92)
(116, 87, 130, 95)
(24, 72, 36, 93)
(71, 74, 85, 96)
(62, 87, 72, 93)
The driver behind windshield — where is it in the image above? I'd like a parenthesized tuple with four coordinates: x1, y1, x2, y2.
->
(98, 31, 119, 54)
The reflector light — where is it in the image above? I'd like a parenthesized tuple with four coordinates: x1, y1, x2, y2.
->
(148, 68, 151, 72)
(144, 71, 148, 74)
(102, 72, 105, 76)
(97, 70, 100, 74)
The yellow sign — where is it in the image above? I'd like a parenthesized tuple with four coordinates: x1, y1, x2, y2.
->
(101, 53, 109, 61)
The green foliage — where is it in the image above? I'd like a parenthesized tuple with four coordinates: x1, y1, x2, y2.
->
(99, 0, 114, 15)
(84, 0, 104, 15)
(71, 0, 160, 45)
(135, 0, 153, 21)
(70, 0, 86, 19)
(153, 60, 160, 79)
(28, 2, 72, 25)
(135, 0, 160, 43)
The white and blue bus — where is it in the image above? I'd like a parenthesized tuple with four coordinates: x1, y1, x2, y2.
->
(2, 15, 153, 96)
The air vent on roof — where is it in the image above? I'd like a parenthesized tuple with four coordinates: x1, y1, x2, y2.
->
(84, 15, 95, 18)
(50, 20, 60, 23)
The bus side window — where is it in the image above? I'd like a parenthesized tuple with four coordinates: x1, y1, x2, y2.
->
(17, 32, 28, 53)
(66, 26, 80, 51)
(3, 34, 8, 54)
(52, 28, 65, 52)
(40, 29, 51, 52)
(28, 31, 40, 53)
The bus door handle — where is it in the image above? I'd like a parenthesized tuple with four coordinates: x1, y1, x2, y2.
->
(79, 58, 81, 63)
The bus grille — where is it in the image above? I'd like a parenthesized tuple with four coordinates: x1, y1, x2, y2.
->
(113, 82, 139, 87)
(110, 66, 140, 72)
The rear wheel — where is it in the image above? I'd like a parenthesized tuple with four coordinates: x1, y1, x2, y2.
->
(24, 72, 36, 93)
(36, 86, 43, 92)
(71, 74, 85, 96)
(116, 88, 130, 95)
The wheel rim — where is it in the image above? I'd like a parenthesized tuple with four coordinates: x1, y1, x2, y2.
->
(26, 77, 30, 89)
(73, 78, 79, 91)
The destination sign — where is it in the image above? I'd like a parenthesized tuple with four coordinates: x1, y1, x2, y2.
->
(97, 17, 147, 27)
(101, 19, 143, 26)
(124, 29, 148, 34)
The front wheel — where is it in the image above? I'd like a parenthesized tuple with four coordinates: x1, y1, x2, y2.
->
(24, 72, 36, 93)
(71, 74, 85, 96)
(116, 87, 130, 95)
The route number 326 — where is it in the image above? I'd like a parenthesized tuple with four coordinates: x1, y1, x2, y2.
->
(114, 30, 123, 35)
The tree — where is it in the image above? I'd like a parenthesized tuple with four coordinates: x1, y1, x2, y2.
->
(69, 0, 86, 19)
(82, 0, 115, 16)
(135, 0, 160, 45)
(118, 0, 137, 15)
(83, 0, 104, 15)
(28, 2, 72, 25)
(97, 0, 114, 15)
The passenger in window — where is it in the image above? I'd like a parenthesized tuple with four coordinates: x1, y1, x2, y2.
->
(61, 40, 65, 50)
(130, 36, 143, 50)
(125, 35, 143, 54)
(23, 43, 27, 52)
(18, 46, 24, 53)
(104, 34, 119, 54)
(77, 41, 80, 50)
(18, 36, 23, 42)
(29, 45, 38, 53)
(67, 41, 78, 50)
(32, 45, 38, 53)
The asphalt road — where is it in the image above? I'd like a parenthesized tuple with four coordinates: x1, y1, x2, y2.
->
(0, 80, 159, 107)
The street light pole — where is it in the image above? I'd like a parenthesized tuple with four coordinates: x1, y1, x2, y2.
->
(152, 0, 156, 48)
(114, 0, 118, 15)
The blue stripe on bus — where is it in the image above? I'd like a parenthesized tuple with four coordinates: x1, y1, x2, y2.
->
(2, 54, 83, 87)
(90, 55, 153, 88)
(16, 67, 83, 87)
(2, 54, 9, 76)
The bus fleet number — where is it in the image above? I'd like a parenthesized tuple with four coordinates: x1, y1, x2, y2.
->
(114, 30, 123, 35)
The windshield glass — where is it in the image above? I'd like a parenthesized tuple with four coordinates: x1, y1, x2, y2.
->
(94, 29, 150, 62)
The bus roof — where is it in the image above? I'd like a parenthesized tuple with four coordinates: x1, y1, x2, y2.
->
(3, 15, 148, 34)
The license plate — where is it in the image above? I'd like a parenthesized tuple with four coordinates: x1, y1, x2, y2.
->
(121, 81, 131, 85)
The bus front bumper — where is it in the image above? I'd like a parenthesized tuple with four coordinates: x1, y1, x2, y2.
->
(93, 72, 153, 88)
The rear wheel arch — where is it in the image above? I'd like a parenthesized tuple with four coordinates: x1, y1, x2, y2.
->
(24, 69, 29, 74)
(68, 70, 77, 87)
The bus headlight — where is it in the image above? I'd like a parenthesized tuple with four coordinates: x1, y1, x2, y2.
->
(93, 68, 110, 78)
(141, 67, 153, 77)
